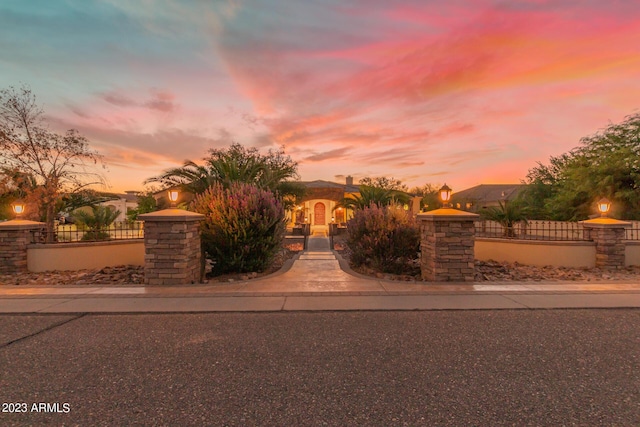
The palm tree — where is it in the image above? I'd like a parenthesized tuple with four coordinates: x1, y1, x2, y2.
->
(74, 205, 121, 241)
(145, 143, 301, 200)
(480, 201, 529, 238)
(335, 185, 411, 211)
(145, 160, 214, 195)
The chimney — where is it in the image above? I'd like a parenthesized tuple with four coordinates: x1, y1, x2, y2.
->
(346, 175, 353, 186)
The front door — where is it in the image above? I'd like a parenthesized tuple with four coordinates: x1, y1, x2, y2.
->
(314, 202, 325, 225)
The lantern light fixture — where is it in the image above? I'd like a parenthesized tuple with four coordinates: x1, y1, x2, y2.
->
(597, 197, 611, 217)
(168, 190, 179, 207)
(12, 202, 25, 218)
(439, 184, 452, 207)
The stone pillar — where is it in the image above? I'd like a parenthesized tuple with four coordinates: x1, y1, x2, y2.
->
(417, 208, 479, 282)
(581, 218, 631, 270)
(0, 220, 45, 274)
(139, 209, 205, 285)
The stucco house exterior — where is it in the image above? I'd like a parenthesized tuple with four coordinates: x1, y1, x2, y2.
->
(101, 191, 140, 222)
(291, 176, 360, 234)
(290, 176, 423, 234)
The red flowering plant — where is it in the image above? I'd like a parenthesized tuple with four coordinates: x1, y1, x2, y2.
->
(346, 203, 420, 274)
(191, 182, 285, 274)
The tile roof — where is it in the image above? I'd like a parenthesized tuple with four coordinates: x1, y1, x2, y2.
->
(299, 180, 360, 193)
(452, 184, 525, 202)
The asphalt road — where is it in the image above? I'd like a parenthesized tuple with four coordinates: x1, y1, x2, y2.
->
(1, 310, 639, 426)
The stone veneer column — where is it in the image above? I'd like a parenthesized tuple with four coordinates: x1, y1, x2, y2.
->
(139, 209, 205, 285)
(417, 208, 479, 282)
(581, 218, 631, 270)
(0, 220, 45, 274)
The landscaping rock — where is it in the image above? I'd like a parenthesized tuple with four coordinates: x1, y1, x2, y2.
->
(0, 246, 303, 287)
(336, 242, 640, 282)
(0, 265, 145, 286)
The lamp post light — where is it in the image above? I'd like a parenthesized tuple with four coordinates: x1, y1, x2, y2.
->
(168, 190, 179, 208)
(439, 184, 452, 208)
(11, 202, 25, 219)
(597, 197, 611, 217)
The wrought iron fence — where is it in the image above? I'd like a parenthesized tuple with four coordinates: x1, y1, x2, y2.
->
(31, 221, 144, 243)
(474, 220, 589, 241)
(626, 222, 640, 240)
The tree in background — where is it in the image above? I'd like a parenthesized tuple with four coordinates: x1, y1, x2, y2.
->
(336, 185, 411, 211)
(336, 176, 412, 212)
(0, 85, 104, 237)
(409, 183, 441, 211)
(358, 176, 408, 192)
(145, 142, 304, 209)
(126, 191, 162, 222)
(521, 113, 640, 220)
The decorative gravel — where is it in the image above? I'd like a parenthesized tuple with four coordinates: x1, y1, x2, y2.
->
(335, 244, 640, 282)
(0, 247, 301, 286)
(3, 247, 639, 286)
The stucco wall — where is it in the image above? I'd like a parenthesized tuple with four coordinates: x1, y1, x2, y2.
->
(625, 241, 640, 267)
(475, 238, 596, 268)
(27, 240, 144, 272)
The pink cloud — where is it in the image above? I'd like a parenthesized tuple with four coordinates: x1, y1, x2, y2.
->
(144, 90, 177, 112)
(22, 1, 640, 193)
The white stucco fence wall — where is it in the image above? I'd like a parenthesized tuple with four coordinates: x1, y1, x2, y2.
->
(475, 238, 597, 268)
(23, 237, 640, 273)
(625, 241, 640, 267)
(27, 240, 144, 272)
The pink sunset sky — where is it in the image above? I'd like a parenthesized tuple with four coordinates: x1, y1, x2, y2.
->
(1, 0, 639, 193)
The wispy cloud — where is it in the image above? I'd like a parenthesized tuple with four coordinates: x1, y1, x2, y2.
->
(101, 91, 137, 107)
(305, 147, 352, 162)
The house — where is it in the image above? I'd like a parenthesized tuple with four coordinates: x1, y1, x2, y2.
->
(291, 176, 361, 234)
(101, 191, 140, 222)
(451, 184, 526, 212)
(291, 176, 423, 234)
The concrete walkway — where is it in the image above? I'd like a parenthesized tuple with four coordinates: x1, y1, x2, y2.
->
(1, 237, 640, 313)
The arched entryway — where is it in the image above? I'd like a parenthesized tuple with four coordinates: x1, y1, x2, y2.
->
(314, 202, 326, 225)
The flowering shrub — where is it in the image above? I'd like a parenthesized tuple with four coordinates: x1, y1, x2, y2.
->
(346, 204, 420, 274)
(191, 182, 285, 274)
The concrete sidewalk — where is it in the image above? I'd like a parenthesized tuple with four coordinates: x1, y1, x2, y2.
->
(1, 245, 640, 313)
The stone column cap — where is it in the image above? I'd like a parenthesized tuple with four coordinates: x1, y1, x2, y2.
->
(417, 208, 480, 220)
(139, 208, 204, 222)
(0, 219, 46, 230)
(580, 217, 632, 228)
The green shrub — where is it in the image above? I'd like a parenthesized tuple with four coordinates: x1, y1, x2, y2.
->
(191, 182, 285, 274)
(81, 230, 111, 241)
(74, 205, 120, 241)
(346, 204, 420, 274)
